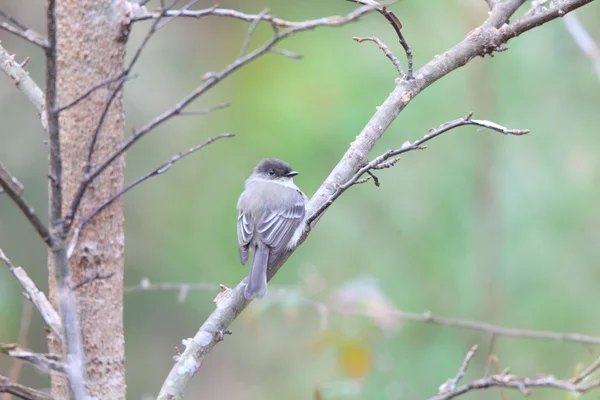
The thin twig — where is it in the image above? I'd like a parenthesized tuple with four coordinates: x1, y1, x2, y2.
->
(0, 344, 66, 375)
(0, 249, 63, 342)
(269, 48, 303, 59)
(132, 4, 377, 26)
(0, 9, 27, 31)
(353, 36, 404, 75)
(127, 279, 600, 346)
(0, 161, 24, 195)
(65, 5, 375, 236)
(438, 345, 479, 394)
(176, 103, 229, 116)
(0, 374, 54, 400)
(2, 300, 33, 400)
(55, 74, 138, 114)
(71, 272, 116, 291)
(155, 0, 201, 30)
(347, 0, 413, 78)
(124, 278, 221, 303)
(571, 356, 600, 384)
(62, 0, 183, 234)
(238, 8, 270, 59)
(0, 43, 47, 130)
(429, 373, 600, 399)
(0, 21, 48, 49)
(0, 161, 52, 247)
(67, 133, 234, 258)
(563, 12, 600, 81)
(307, 113, 530, 226)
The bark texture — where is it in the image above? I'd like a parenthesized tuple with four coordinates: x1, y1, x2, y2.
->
(47, 1, 127, 398)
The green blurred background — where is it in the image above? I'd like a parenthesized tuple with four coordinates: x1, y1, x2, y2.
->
(1, 0, 600, 399)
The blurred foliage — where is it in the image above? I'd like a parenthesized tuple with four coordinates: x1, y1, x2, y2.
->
(1, 0, 600, 399)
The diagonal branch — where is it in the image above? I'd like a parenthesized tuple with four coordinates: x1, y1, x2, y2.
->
(307, 113, 529, 225)
(347, 0, 413, 77)
(62, 4, 376, 234)
(0, 162, 52, 247)
(0, 249, 63, 344)
(66, 133, 234, 258)
(0, 344, 66, 375)
(430, 353, 600, 399)
(0, 43, 47, 130)
(156, 1, 596, 398)
(0, 21, 48, 49)
(0, 374, 54, 400)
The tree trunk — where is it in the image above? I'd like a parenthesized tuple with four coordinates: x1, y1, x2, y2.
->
(47, 1, 127, 398)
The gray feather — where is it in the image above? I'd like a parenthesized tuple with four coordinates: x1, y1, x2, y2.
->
(244, 245, 268, 299)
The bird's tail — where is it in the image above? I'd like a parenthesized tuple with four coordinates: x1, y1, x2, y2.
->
(244, 245, 268, 300)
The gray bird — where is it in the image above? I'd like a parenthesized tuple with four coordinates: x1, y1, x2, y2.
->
(237, 159, 307, 300)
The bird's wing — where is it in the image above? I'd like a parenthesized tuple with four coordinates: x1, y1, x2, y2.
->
(257, 196, 305, 267)
(237, 210, 253, 265)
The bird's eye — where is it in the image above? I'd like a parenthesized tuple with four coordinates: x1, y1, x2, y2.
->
(268, 169, 275, 175)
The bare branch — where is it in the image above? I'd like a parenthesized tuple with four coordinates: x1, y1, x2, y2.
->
(155, 0, 201, 30)
(563, 12, 600, 80)
(237, 8, 270, 59)
(0, 374, 54, 400)
(269, 48, 303, 59)
(353, 36, 404, 75)
(125, 278, 220, 303)
(438, 345, 479, 394)
(132, 4, 377, 27)
(571, 356, 600, 384)
(67, 133, 234, 258)
(0, 161, 24, 196)
(176, 103, 229, 116)
(0, 9, 27, 31)
(156, 1, 595, 397)
(347, 0, 413, 77)
(0, 344, 66, 375)
(0, 249, 63, 342)
(0, 161, 52, 247)
(307, 113, 530, 226)
(2, 300, 33, 400)
(55, 73, 138, 114)
(0, 21, 48, 49)
(0, 43, 47, 130)
(63, 5, 375, 234)
(430, 368, 600, 399)
(61, 0, 187, 234)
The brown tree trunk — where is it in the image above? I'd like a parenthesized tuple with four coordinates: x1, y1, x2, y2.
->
(47, 1, 127, 398)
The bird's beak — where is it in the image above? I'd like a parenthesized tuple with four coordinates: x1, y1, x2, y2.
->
(285, 171, 299, 177)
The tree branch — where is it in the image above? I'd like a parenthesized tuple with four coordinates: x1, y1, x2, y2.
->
(308, 113, 529, 225)
(155, 1, 596, 398)
(2, 300, 34, 400)
(0, 374, 54, 400)
(62, 4, 376, 234)
(0, 344, 66, 375)
(431, 347, 600, 399)
(0, 161, 52, 247)
(563, 12, 600, 80)
(0, 20, 48, 49)
(353, 36, 404, 75)
(130, 278, 600, 346)
(0, 249, 63, 342)
(66, 133, 234, 258)
(0, 43, 47, 130)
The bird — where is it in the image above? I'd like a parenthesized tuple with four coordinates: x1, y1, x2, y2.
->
(237, 158, 307, 300)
